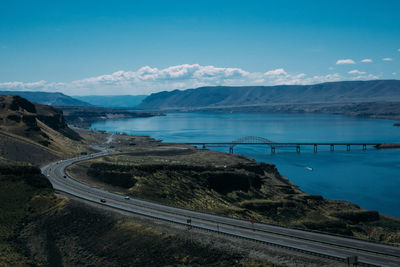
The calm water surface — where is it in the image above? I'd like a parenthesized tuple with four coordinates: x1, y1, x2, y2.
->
(91, 113, 400, 217)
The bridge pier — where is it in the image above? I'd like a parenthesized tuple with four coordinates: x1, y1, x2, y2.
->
(296, 145, 300, 153)
(271, 146, 275, 154)
(363, 144, 366, 150)
(347, 144, 351, 151)
(229, 146, 234, 154)
(314, 144, 318, 153)
(202, 144, 206, 149)
(330, 144, 334, 151)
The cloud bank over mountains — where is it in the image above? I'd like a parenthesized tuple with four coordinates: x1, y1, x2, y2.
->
(0, 64, 379, 95)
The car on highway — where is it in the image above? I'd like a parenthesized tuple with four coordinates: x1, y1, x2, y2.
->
(124, 196, 130, 200)
(100, 199, 106, 203)
(63, 175, 67, 178)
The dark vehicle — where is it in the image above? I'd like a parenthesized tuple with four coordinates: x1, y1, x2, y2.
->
(100, 199, 106, 203)
(63, 175, 67, 178)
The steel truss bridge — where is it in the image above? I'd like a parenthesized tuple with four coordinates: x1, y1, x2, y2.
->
(185, 136, 385, 154)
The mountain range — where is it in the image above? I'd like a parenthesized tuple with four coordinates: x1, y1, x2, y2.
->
(73, 95, 147, 108)
(0, 91, 91, 106)
(137, 80, 400, 111)
(0, 91, 148, 109)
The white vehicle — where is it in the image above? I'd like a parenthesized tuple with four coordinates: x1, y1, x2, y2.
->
(124, 196, 130, 200)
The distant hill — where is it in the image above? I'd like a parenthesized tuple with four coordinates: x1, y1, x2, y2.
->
(137, 80, 400, 111)
(59, 106, 163, 128)
(0, 91, 91, 106)
(74, 95, 147, 108)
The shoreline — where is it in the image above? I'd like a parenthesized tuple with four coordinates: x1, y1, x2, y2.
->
(78, 108, 400, 131)
(79, 126, 399, 218)
(375, 143, 400, 149)
(84, 111, 400, 219)
(69, 127, 400, 247)
(135, 101, 400, 122)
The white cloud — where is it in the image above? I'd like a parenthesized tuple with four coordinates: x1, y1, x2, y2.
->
(264, 68, 287, 76)
(0, 80, 62, 91)
(393, 72, 397, 75)
(0, 64, 382, 95)
(297, 73, 342, 84)
(349, 74, 379, 81)
(348, 69, 366, 75)
(382, 58, 393, 61)
(398, 48, 400, 52)
(336, 59, 355, 65)
(361, 59, 373, 63)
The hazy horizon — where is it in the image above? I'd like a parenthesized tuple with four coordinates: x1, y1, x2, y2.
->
(1, 78, 399, 97)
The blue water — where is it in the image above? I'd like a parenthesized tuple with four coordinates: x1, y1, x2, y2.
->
(91, 113, 400, 217)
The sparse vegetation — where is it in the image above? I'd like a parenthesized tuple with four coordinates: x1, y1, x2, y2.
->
(87, 163, 137, 188)
(0, 160, 279, 266)
(0, 162, 56, 265)
(68, 147, 400, 245)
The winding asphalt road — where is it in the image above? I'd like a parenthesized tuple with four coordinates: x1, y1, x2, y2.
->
(41, 147, 400, 267)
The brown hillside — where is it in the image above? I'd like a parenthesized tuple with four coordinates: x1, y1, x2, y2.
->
(0, 95, 91, 164)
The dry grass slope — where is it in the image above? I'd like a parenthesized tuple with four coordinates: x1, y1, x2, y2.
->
(0, 95, 95, 165)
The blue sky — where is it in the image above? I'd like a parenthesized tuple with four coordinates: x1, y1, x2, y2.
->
(0, 0, 399, 95)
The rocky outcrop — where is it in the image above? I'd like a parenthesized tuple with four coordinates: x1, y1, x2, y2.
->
(0, 95, 82, 143)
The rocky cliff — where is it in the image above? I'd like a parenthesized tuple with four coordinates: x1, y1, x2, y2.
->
(0, 95, 81, 143)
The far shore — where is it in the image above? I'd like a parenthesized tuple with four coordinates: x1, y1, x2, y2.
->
(375, 143, 400, 149)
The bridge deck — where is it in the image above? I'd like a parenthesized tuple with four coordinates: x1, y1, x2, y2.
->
(185, 142, 382, 145)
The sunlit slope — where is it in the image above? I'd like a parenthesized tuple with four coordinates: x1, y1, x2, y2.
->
(0, 95, 92, 164)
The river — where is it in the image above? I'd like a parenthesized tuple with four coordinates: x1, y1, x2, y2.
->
(91, 112, 400, 218)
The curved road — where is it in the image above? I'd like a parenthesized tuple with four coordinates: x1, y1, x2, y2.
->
(41, 147, 400, 267)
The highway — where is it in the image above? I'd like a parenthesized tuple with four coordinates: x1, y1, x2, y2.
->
(41, 147, 400, 267)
